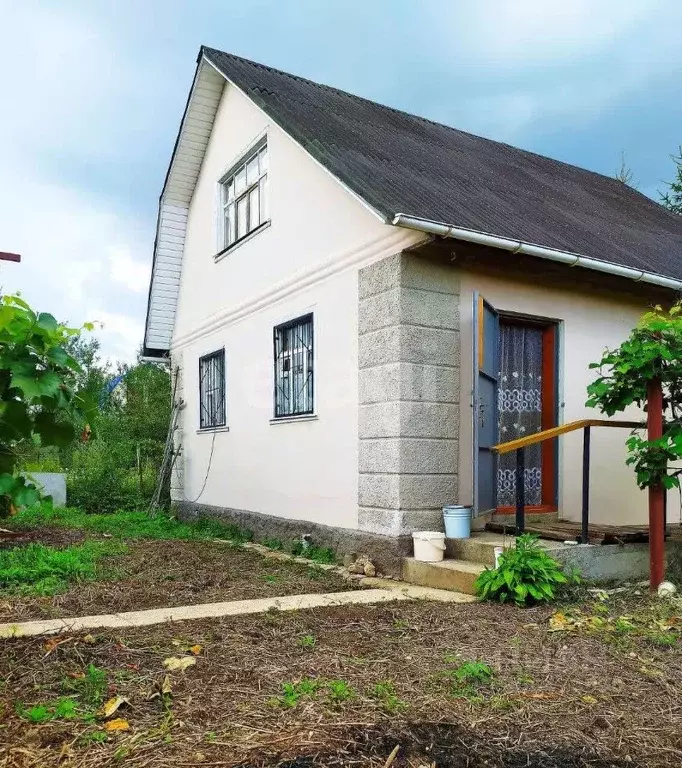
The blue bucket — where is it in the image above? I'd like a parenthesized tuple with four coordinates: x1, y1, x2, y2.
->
(443, 505, 472, 539)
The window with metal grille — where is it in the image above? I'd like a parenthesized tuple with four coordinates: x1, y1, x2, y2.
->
(199, 349, 226, 429)
(220, 140, 268, 250)
(273, 314, 314, 418)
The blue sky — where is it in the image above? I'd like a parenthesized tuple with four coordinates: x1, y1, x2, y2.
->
(1, 0, 681, 360)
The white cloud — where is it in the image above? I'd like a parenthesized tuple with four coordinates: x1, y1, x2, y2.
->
(109, 247, 151, 294)
(0, 1, 152, 363)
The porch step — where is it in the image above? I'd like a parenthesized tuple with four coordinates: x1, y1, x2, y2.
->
(402, 557, 486, 595)
(446, 531, 515, 568)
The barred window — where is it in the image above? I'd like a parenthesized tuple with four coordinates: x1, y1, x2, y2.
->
(274, 314, 314, 418)
(199, 349, 226, 429)
(220, 140, 268, 250)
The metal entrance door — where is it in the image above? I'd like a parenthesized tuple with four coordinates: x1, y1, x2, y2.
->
(472, 295, 499, 515)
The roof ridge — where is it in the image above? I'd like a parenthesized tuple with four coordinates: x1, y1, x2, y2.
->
(200, 45, 639, 191)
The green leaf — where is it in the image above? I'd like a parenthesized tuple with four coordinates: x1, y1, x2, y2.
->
(33, 412, 76, 447)
(10, 371, 62, 400)
(36, 313, 59, 333)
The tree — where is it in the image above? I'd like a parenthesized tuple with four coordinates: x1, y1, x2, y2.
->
(660, 146, 682, 214)
(586, 303, 682, 491)
(614, 151, 637, 188)
(0, 294, 92, 516)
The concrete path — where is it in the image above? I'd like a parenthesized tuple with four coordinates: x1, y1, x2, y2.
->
(0, 582, 473, 638)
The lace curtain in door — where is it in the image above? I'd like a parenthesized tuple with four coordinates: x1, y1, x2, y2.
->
(497, 325, 543, 507)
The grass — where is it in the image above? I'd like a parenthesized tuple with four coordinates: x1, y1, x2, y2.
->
(369, 681, 407, 714)
(0, 541, 125, 596)
(12, 504, 255, 544)
(16, 664, 109, 726)
(12, 506, 341, 566)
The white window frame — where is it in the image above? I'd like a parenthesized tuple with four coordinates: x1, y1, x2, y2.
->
(218, 138, 268, 252)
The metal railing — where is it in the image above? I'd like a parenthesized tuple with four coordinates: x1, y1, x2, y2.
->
(492, 419, 641, 541)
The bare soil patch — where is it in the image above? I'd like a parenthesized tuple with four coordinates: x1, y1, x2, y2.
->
(0, 535, 357, 622)
(1, 597, 680, 767)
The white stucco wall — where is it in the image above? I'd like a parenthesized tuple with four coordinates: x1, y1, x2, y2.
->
(457, 265, 667, 526)
(171, 79, 422, 529)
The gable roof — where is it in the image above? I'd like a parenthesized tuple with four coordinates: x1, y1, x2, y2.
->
(143, 47, 682, 355)
(202, 46, 682, 282)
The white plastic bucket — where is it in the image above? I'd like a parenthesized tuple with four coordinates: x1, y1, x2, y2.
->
(412, 531, 446, 562)
(443, 505, 471, 539)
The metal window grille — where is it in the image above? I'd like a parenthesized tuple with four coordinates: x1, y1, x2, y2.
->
(274, 314, 314, 418)
(220, 141, 268, 249)
(199, 349, 226, 429)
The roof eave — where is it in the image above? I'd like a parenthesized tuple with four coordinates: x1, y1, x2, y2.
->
(392, 213, 682, 292)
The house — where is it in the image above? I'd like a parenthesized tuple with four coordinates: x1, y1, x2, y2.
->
(143, 46, 682, 572)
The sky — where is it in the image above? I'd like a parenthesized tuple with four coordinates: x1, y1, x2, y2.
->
(0, 0, 681, 362)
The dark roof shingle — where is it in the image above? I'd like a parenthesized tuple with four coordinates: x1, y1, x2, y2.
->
(203, 47, 682, 281)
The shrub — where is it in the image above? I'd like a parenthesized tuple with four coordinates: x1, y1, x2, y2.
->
(67, 440, 156, 514)
(474, 534, 578, 607)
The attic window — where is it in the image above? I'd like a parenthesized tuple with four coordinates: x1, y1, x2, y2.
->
(220, 141, 268, 250)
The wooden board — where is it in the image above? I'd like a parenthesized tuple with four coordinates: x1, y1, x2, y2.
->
(485, 520, 669, 545)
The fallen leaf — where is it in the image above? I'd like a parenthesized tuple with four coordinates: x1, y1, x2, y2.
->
(548, 612, 574, 631)
(67, 671, 85, 680)
(163, 656, 196, 672)
(43, 637, 72, 656)
(161, 675, 173, 695)
(582, 695, 598, 705)
(189, 644, 203, 655)
(99, 696, 129, 718)
(104, 718, 130, 732)
(82, 634, 96, 645)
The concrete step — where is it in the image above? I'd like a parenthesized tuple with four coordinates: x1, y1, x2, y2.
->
(402, 557, 486, 595)
(445, 531, 515, 567)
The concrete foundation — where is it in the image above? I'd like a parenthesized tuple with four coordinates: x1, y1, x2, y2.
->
(176, 501, 412, 577)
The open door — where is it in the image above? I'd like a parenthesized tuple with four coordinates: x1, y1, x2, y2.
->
(472, 294, 499, 515)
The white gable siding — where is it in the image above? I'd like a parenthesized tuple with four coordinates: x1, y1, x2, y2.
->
(169, 78, 423, 529)
(145, 62, 224, 352)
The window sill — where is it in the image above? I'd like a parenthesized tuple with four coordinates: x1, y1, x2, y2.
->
(196, 426, 230, 434)
(269, 414, 318, 425)
(214, 220, 271, 262)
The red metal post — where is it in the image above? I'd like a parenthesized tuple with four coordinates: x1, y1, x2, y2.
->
(647, 378, 665, 590)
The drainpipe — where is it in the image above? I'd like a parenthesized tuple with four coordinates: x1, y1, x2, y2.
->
(392, 214, 682, 292)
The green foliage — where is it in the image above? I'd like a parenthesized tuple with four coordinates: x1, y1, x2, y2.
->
(0, 294, 93, 516)
(369, 680, 407, 714)
(67, 439, 156, 514)
(290, 540, 336, 563)
(586, 303, 682, 489)
(271, 678, 321, 708)
(326, 679, 354, 704)
(297, 634, 316, 649)
(660, 146, 682, 214)
(17, 697, 81, 723)
(451, 660, 494, 686)
(262, 537, 284, 550)
(0, 540, 125, 596)
(63, 664, 108, 706)
(66, 359, 171, 512)
(12, 503, 254, 543)
(474, 534, 577, 607)
(17, 664, 108, 725)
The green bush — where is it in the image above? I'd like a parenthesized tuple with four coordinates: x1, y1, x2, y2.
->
(67, 440, 157, 514)
(474, 534, 579, 607)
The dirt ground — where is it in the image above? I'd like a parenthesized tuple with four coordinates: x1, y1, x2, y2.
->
(0, 531, 357, 622)
(1, 596, 681, 767)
